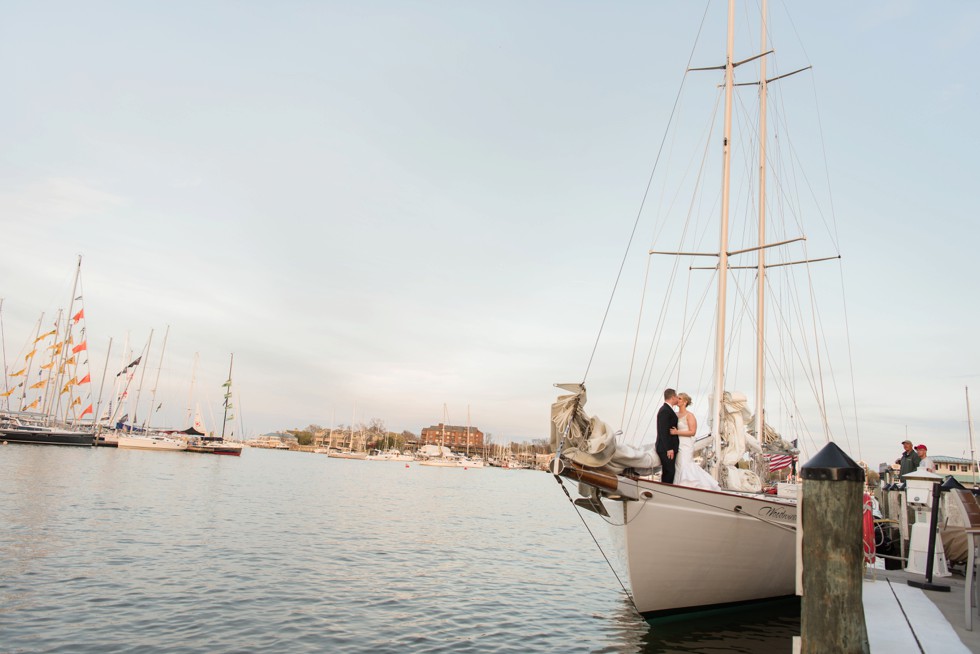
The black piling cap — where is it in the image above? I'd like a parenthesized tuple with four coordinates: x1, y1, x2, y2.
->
(800, 441, 865, 482)
(940, 476, 966, 492)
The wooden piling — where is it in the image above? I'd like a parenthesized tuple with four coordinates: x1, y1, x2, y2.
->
(800, 441, 870, 654)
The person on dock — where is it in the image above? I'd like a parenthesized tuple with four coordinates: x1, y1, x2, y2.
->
(895, 439, 920, 478)
(915, 444, 935, 473)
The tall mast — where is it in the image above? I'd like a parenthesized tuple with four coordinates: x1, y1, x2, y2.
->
(0, 298, 8, 411)
(143, 324, 169, 430)
(93, 336, 113, 428)
(968, 386, 977, 487)
(221, 353, 234, 439)
(754, 0, 769, 440)
(132, 330, 154, 427)
(711, 0, 736, 472)
(52, 255, 83, 419)
(466, 404, 471, 457)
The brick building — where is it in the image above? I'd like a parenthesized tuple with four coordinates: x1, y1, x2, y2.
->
(420, 423, 484, 449)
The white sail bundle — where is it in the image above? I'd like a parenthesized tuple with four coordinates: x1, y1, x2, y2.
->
(550, 384, 660, 475)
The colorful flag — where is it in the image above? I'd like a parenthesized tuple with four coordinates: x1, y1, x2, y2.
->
(24, 398, 40, 410)
(34, 329, 57, 343)
(40, 361, 55, 370)
(72, 341, 87, 354)
(29, 380, 47, 390)
(79, 404, 94, 418)
(24, 349, 37, 360)
(767, 454, 795, 472)
(72, 309, 85, 323)
(116, 356, 141, 376)
(11, 368, 26, 377)
(78, 373, 91, 385)
(0, 388, 15, 397)
(70, 397, 82, 407)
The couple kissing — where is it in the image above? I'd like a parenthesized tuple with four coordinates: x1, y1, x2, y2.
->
(655, 388, 719, 491)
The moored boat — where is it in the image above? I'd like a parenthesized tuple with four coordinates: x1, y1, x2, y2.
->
(117, 432, 188, 451)
(548, 0, 855, 618)
(0, 415, 95, 446)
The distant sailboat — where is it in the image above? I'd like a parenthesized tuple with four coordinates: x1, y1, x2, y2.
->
(1, 256, 97, 446)
(186, 354, 243, 456)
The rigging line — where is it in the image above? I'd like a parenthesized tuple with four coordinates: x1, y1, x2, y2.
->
(582, 2, 712, 383)
(625, 90, 722, 441)
(0, 298, 8, 410)
(552, 474, 639, 614)
(621, 253, 654, 431)
(837, 261, 862, 460)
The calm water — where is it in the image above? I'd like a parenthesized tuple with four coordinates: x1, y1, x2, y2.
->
(0, 446, 798, 653)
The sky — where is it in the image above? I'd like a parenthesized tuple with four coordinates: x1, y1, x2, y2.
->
(0, 1, 978, 467)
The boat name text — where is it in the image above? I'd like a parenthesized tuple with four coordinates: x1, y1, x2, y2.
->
(758, 506, 796, 523)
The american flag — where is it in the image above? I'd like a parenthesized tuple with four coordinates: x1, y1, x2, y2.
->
(767, 454, 795, 472)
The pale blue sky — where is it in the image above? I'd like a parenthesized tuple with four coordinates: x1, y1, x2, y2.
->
(0, 1, 977, 467)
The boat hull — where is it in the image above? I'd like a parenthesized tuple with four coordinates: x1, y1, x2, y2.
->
(0, 428, 95, 446)
(117, 435, 188, 451)
(328, 451, 368, 460)
(610, 479, 797, 617)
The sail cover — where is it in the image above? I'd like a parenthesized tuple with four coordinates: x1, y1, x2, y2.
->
(551, 384, 660, 474)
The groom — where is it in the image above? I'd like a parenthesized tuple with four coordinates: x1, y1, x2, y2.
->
(656, 388, 680, 484)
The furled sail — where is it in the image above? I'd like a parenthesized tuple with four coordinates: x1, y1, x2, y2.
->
(550, 384, 660, 474)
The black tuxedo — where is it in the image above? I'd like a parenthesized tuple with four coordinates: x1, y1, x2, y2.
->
(656, 402, 679, 484)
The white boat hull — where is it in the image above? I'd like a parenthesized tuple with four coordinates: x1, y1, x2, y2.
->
(117, 435, 188, 451)
(419, 458, 464, 467)
(609, 479, 797, 616)
(328, 450, 368, 460)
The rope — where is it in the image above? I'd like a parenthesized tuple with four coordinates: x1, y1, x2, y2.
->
(582, 2, 712, 383)
(552, 473, 640, 614)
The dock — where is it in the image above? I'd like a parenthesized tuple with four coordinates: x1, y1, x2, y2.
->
(862, 566, 977, 653)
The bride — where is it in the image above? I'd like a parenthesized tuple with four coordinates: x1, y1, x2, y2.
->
(671, 393, 720, 491)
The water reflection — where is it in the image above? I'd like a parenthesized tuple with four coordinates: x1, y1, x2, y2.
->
(600, 596, 801, 653)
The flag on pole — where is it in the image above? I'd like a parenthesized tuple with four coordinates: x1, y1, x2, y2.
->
(0, 388, 15, 397)
(24, 349, 37, 360)
(766, 454, 795, 472)
(78, 373, 91, 384)
(72, 341, 87, 354)
(80, 404, 94, 418)
(24, 398, 40, 409)
(34, 329, 57, 343)
(10, 368, 26, 377)
(29, 380, 47, 389)
(72, 309, 85, 323)
(116, 356, 141, 376)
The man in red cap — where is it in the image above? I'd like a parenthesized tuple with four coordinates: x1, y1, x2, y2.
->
(915, 444, 935, 473)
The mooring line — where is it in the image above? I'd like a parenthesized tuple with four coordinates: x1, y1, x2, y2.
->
(552, 474, 640, 614)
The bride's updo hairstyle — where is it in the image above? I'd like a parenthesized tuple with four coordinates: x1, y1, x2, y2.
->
(678, 392, 692, 407)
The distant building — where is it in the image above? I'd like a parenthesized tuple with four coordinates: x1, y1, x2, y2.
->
(885, 455, 979, 485)
(931, 456, 980, 485)
(420, 423, 484, 450)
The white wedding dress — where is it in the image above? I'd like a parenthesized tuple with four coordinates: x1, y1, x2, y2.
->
(674, 414, 721, 491)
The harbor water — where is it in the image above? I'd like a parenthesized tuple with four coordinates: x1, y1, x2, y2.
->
(0, 445, 798, 652)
